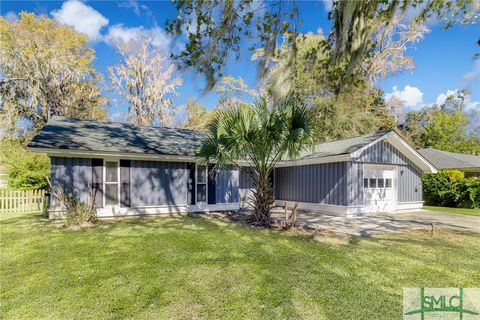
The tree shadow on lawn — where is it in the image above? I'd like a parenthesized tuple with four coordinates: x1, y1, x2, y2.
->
(1, 212, 479, 319)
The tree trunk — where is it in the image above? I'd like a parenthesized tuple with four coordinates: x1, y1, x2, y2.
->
(251, 171, 274, 226)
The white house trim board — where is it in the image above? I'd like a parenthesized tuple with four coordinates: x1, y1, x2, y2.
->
(28, 147, 197, 162)
(350, 132, 437, 173)
(396, 201, 424, 211)
(275, 154, 351, 167)
(48, 203, 240, 219)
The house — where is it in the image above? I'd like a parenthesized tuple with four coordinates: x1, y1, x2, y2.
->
(418, 148, 480, 177)
(28, 117, 437, 218)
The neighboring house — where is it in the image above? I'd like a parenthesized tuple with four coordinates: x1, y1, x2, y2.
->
(28, 117, 436, 218)
(0, 165, 8, 188)
(418, 148, 480, 177)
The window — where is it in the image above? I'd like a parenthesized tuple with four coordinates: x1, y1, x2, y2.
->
(105, 161, 119, 206)
(385, 178, 392, 189)
(377, 178, 385, 188)
(369, 178, 377, 188)
(196, 165, 207, 203)
(364, 178, 369, 188)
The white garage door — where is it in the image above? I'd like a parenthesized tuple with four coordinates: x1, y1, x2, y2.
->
(363, 167, 396, 213)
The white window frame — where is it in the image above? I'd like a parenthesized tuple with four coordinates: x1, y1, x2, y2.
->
(195, 164, 208, 204)
(103, 159, 120, 207)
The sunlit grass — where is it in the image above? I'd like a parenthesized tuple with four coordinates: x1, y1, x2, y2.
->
(424, 205, 480, 217)
(1, 212, 479, 319)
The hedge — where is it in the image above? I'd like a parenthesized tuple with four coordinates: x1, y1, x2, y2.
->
(422, 170, 480, 209)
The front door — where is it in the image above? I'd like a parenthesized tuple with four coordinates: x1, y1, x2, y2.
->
(363, 167, 396, 213)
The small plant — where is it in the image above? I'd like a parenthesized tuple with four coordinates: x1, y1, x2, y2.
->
(46, 177, 97, 225)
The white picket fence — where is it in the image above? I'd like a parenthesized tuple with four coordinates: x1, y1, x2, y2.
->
(0, 189, 46, 213)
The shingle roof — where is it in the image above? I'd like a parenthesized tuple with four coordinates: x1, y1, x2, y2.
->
(28, 116, 205, 157)
(295, 130, 392, 160)
(29, 117, 395, 160)
(418, 148, 480, 170)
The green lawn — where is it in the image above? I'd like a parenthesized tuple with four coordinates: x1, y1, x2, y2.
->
(424, 205, 480, 217)
(1, 212, 479, 320)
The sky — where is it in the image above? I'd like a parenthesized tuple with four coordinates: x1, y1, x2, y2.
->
(2, 0, 479, 125)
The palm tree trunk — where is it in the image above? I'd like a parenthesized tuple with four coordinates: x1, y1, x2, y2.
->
(252, 171, 274, 226)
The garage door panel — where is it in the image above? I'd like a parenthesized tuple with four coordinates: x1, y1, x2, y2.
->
(363, 168, 396, 213)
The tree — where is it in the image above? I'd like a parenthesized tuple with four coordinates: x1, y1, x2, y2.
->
(179, 99, 212, 130)
(403, 90, 480, 154)
(0, 13, 106, 135)
(108, 36, 182, 126)
(0, 139, 50, 189)
(167, 0, 478, 92)
(198, 98, 315, 226)
(257, 31, 396, 140)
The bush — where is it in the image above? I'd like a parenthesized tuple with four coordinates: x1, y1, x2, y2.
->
(422, 170, 464, 207)
(49, 183, 97, 225)
(0, 139, 50, 189)
(423, 170, 480, 209)
(456, 178, 480, 209)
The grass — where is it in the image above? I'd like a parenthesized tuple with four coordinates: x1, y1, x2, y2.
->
(424, 205, 480, 217)
(1, 212, 479, 320)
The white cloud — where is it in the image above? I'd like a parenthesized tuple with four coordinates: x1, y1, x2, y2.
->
(4, 11, 18, 22)
(323, 0, 333, 12)
(51, 0, 108, 42)
(118, 0, 152, 17)
(105, 24, 171, 52)
(461, 59, 480, 86)
(435, 89, 458, 105)
(385, 85, 424, 109)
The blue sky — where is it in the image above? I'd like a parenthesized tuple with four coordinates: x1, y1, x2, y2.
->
(2, 0, 479, 124)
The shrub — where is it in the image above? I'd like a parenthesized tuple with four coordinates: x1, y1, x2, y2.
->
(422, 170, 464, 207)
(0, 139, 50, 189)
(48, 180, 97, 225)
(456, 178, 480, 209)
(423, 170, 480, 209)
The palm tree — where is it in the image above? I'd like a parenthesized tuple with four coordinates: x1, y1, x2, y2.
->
(198, 98, 315, 226)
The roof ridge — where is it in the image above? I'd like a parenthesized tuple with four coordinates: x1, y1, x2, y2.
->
(50, 116, 206, 135)
(315, 130, 392, 145)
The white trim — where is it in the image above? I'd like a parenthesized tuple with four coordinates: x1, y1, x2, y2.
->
(28, 147, 197, 162)
(196, 164, 208, 204)
(103, 159, 120, 208)
(48, 203, 240, 219)
(351, 132, 437, 173)
(396, 201, 424, 211)
(275, 154, 351, 167)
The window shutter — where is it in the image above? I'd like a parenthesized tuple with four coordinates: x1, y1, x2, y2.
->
(120, 160, 131, 207)
(207, 164, 216, 204)
(91, 158, 103, 208)
(187, 163, 196, 205)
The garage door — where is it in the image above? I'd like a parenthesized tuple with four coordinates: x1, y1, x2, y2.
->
(363, 168, 396, 213)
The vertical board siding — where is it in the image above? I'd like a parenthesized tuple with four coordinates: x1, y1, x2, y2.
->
(120, 160, 131, 207)
(274, 162, 348, 206)
(239, 168, 254, 208)
(130, 161, 188, 206)
(50, 157, 92, 208)
(346, 161, 364, 206)
(215, 166, 239, 204)
(357, 140, 423, 203)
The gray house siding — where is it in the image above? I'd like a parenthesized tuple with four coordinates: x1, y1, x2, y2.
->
(50, 158, 241, 209)
(346, 161, 363, 206)
(274, 162, 348, 206)
(130, 161, 188, 207)
(357, 140, 423, 203)
(215, 166, 239, 204)
(50, 157, 92, 207)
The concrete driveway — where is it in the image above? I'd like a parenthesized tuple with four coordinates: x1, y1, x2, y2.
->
(271, 208, 480, 236)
